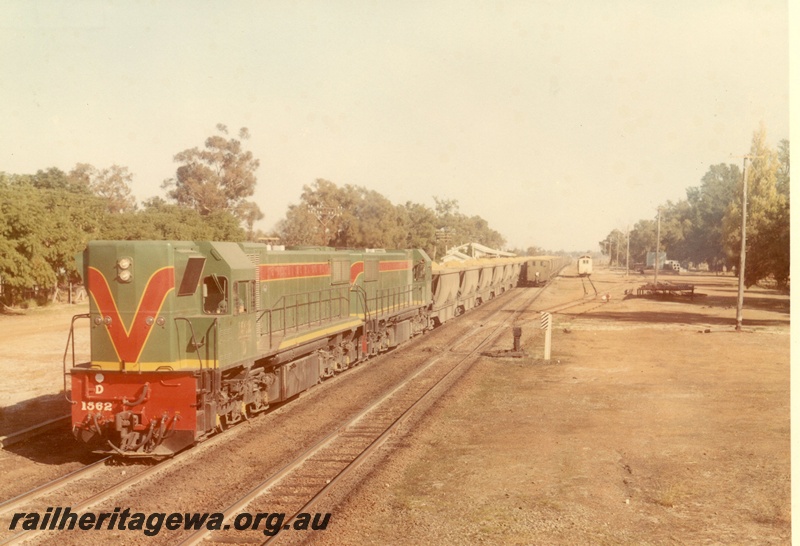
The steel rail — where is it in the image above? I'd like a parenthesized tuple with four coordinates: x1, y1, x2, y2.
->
(2, 279, 553, 545)
(0, 415, 70, 449)
(539, 278, 633, 316)
(177, 285, 544, 546)
(257, 282, 545, 545)
(0, 398, 269, 546)
(0, 456, 111, 517)
(0, 457, 170, 546)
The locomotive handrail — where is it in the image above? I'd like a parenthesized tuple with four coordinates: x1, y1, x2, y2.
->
(256, 287, 349, 350)
(350, 284, 370, 327)
(256, 308, 274, 348)
(62, 313, 91, 404)
(211, 317, 219, 396)
(213, 317, 219, 372)
(122, 383, 150, 407)
(366, 284, 415, 319)
(173, 317, 207, 371)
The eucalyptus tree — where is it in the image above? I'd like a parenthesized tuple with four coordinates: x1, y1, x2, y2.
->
(69, 163, 137, 214)
(723, 127, 789, 287)
(164, 124, 263, 227)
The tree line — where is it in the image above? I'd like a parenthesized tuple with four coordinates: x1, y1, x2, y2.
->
(599, 126, 789, 289)
(1, 124, 509, 306)
(276, 178, 505, 260)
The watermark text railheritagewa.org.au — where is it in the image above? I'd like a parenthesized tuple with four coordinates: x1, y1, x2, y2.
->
(9, 507, 331, 537)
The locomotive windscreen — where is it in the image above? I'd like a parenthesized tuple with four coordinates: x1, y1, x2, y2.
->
(178, 256, 206, 296)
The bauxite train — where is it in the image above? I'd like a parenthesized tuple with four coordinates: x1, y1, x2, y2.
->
(65, 241, 565, 457)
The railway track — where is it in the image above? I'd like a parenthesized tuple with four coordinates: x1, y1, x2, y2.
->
(0, 391, 321, 546)
(0, 457, 166, 545)
(2, 278, 563, 546)
(0, 457, 111, 520)
(0, 416, 71, 450)
(176, 284, 548, 546)
(582, 275, 598, 296)
(1, 410, 293, 546)
(538, 276, 634, 317)
(514, 274, 598, 316)
(0, 283, 550, 546)
(0, 273, 561, 454)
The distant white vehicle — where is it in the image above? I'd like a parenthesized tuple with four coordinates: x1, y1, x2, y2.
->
(577, 255, 593, 276)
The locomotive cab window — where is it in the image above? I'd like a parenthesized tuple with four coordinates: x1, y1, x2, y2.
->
(234, 281, 256, 314)
(177, 256, 206, 296)
(202, 275, 229, 314)
(413, 261, 426, 282)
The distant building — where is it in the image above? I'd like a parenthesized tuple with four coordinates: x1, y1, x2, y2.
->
(646, 251, 667, 269)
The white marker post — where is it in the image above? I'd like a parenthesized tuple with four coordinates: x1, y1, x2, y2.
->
(540, 312, 552, 361)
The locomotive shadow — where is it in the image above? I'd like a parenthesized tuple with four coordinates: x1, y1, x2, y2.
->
(0, 392, 70, 436)
(0, 393, 98, 464)
(2, 426, 99, 465)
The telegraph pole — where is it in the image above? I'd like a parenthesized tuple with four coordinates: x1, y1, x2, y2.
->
(735, 156, 750, 331)
(309, 204, 342, 246)
(435, 228, 452, 258)
(654, 208, 661, 287)
(626, 226, 630, 277)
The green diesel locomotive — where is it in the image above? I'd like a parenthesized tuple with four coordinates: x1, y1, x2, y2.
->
(66, 240, 529, 457)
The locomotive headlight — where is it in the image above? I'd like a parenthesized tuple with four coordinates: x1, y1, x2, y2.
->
(95, 373, 105, 383)
(118, 257, 132, 270)
(119, 269, 132, 282)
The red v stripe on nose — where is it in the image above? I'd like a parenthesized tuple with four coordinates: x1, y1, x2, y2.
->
(87, 266, 175, 363)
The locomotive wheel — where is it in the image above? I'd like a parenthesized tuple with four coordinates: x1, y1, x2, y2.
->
(246, 392, 269, 417)
(219, 401, 248, 431)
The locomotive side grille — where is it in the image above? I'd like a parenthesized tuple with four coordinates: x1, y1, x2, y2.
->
(246, 252, 261, 309)
(247, 252, 262, 336)
(247, 253, 264, 339)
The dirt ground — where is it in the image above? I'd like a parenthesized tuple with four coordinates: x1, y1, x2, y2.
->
(0, 304, 89, 436)
(0, 270, 791, 544)
(307, 270, 790, 545)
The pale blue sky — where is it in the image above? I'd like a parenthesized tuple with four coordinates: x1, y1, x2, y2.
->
(0, 1, 790, 251)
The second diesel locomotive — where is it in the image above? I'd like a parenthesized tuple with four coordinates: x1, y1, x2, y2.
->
(65, 241, 531, 457)
(519, 255, 571, 286)
(577, 254, 593, 276)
